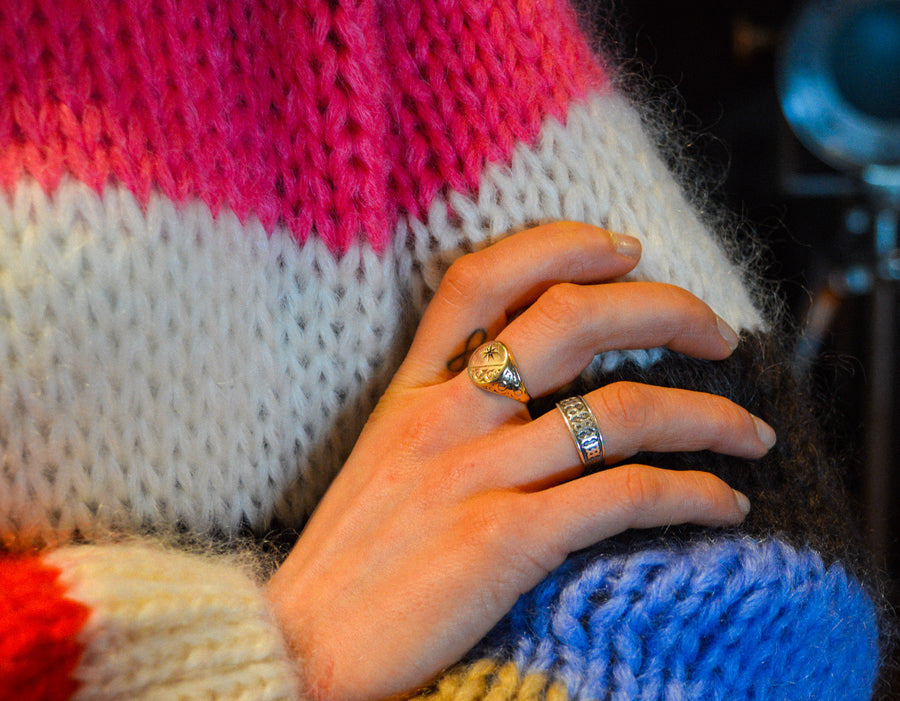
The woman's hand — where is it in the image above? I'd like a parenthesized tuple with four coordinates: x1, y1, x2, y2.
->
(265, 222, 775, 700)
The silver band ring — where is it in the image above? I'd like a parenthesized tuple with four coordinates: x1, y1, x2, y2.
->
(557, 395, 605, 467)
(467, 341, 531, 403)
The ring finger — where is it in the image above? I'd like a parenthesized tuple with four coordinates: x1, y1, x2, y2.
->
(491, 382, 775, 491)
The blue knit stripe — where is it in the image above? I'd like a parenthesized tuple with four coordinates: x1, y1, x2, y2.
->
(468, 538, 879, 700)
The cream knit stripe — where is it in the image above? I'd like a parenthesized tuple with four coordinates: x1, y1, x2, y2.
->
(45, 544, 300, 701)
(1, 91, 761, 545)
(411, 91, 764, 369)
(0, 180, 410, 545)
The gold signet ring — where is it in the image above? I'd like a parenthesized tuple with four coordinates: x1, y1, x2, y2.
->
(467, 341, 531, 403)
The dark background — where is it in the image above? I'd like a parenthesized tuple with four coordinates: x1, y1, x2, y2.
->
(597, 0, 900, 691)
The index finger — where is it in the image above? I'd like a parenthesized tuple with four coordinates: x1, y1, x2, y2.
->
(397, 222, 642, 387)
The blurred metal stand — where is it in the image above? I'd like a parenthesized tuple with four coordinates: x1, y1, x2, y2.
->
(866, 207, 897, 560)
(778, 0, 900, 563)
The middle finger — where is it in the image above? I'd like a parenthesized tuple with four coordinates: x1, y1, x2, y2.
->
(455, 281, 740, 412)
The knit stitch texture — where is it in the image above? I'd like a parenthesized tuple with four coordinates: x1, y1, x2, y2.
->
(46, 544, 299, 701)
(0, 557, 88, 701)
(0, 0, 882, 698)
(0, 90, 764, 543)
(417, 538, 879, 700)
(0, 0, 604, 252)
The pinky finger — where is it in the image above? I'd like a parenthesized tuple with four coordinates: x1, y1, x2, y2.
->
(517, 465, 750, 571)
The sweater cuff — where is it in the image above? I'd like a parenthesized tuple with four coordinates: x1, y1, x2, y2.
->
(45, 543, 301, 700)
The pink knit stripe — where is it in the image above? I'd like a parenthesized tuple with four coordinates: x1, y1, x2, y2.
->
(385, 0, 608, 218)
(0, 0, 607, 253)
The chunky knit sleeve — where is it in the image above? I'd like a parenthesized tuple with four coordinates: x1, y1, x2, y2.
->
(0, 544, 300, 701)
(0, 0, 760, 545)
(418, 538, 880, 699)
(0, 0, 883, 699)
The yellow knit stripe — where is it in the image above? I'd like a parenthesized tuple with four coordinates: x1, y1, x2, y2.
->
(412, 659, 573, 701)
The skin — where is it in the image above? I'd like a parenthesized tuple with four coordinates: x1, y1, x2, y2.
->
(265, 222, 776, 700)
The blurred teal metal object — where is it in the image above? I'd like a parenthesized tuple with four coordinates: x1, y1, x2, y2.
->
(778, 0, 900, 179)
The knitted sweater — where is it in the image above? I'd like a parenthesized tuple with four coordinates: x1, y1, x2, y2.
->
(0, 0, 880, 699)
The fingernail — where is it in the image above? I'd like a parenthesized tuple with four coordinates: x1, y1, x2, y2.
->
(716, 316, 740, 351)
(611, 233, 642, 260)
(733, 489, 751, 516)
(752, 415, 777, 449)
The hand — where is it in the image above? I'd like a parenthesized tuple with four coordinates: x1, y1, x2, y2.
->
(265, 222, 775, 700)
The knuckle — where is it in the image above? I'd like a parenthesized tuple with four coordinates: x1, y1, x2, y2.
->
(439, 253, 484, 309)
(656, 283, 703, 312)
(683, 471, 728, 515)
(531, 283, 585, 331)
(394, 386, 467, 454)
(665, 282, 701, 305)
(714, 406, 746, 442)
(468, 495, 561, 579)
(696, 472, 726, 507)
(620, 465, 664, 514)
(650, 284, 709, 333)
(597, 381, 654, 431)
(461, 494, 514, 551)
(700, 396, 751, 446)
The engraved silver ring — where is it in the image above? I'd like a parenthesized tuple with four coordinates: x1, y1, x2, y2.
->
(556, 395, 605, 468)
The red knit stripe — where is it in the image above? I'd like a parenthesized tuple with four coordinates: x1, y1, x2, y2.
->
(0, 556, 89, 701)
